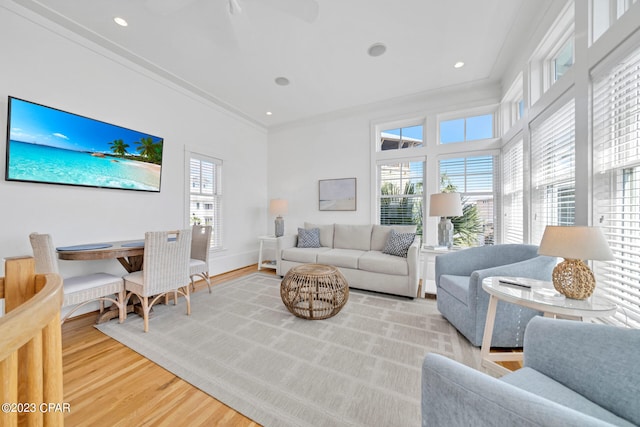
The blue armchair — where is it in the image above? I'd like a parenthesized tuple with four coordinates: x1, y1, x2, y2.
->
(422, 316, 640, 426)
(435, 244, 556, 347)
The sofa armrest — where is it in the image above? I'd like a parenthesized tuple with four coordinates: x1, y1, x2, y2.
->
(422, 353, 608, 427)
(407, 236, 421, 296)
(524, 317, 640, 426)
(468, 255, 556, 302)
(275, 235, 297, 275)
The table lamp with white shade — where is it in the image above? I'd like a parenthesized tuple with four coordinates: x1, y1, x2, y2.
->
(537, 225, 614, 299)
(429, 192, 463, 248)
(269, 199, 288, 237)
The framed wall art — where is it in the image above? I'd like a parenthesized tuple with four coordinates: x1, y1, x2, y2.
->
(319, 177, 356, 211)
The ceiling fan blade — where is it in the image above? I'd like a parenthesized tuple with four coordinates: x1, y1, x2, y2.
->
(145, 0, 200, 15)
(262, 0, 319, 23)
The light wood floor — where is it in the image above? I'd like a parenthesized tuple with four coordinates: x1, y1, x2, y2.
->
(61, 266, 519, 426)
(62, 265, 269, 427)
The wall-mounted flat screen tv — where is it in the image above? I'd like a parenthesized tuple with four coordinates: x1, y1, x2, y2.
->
(5, 96, 163, 192)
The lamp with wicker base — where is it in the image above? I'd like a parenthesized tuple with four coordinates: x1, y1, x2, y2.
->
(538, 226, 614, 299)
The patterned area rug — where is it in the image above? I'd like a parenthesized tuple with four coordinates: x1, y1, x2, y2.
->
(96, 273, 480, 426)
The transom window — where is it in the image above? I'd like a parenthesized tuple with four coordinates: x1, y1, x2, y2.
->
(439, 114, 494, 144)
(553, 38, 574, 82)
(380, 125, 423, 151)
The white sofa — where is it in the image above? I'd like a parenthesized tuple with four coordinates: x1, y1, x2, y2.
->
(275, 223, 421, 298)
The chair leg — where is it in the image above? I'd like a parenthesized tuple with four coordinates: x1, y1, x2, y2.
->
(205, 273, 211, 293)
(185, 285, 191, 316)
(142, 296, 150, 333)
(118, 290, 125, 324)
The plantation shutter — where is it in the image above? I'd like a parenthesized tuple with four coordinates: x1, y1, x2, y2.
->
(530, 100, 576, 244)
(190, 154, 223, 250)
(593, 46, 640, 328)
(502, 139, 524, 243)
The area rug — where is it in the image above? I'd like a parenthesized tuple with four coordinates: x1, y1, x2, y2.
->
(96, 273, 480, 427)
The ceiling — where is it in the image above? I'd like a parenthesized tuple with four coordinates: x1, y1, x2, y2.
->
(12, 0, 557, 128)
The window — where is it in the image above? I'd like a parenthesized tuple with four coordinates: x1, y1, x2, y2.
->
(592, 0, 639, 43)
(530, 100, 576, 243)
(501, 73, 524, 133)
(439, 114, 494, 144)
(378, 160, 424, 236)
(502, 139, 524, 243)
(380, 125, 423, 151)
(439, 155, 496, 246)
(189, 153, 222, 250)
(593, 46, 640, 328)
(553, 38, 574, 82)
(529, 2, 574, 103)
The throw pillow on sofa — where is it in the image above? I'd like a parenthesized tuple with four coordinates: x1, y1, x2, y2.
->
(297, 228, 321, 248)
(382, 229, 415, 257)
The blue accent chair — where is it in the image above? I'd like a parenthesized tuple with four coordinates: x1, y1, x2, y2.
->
(435, 244, 556, 347)
(422, 317, 640, 426)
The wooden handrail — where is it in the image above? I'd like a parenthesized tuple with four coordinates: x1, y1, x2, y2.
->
(0, 256, 64, 426)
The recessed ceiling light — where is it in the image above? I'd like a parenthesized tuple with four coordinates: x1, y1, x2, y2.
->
(454, 61, 465, 68)
(368, 43, 387, 57)
(266, 111, 273, 116)
(274, 77, 290, 86)
(113, 17, 128, 27)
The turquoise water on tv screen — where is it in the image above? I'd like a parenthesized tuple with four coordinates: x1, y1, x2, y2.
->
(7, 140, 161, 191)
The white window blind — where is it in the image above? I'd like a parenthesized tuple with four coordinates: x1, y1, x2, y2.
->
(593, 46, 640, 328)
(378, 159, 424, 236)
(502, 139, 524, 243)
(530, 100, 576, 244)
(439, 155, 496, 246)
(189, 154, 222, 250)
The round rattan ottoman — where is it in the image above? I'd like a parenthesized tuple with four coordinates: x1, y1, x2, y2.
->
(280, 264, 349, 320)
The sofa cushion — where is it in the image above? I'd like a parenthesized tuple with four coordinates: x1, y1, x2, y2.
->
(304, 222, 334, 248)
(359, 251, 409, 275)
(502, 367, 635, 427)
(439, 275, 469, 306)
(333, 224, 372, 251)
(282, 247, 332, 263)
(371, 224, 417, 251)
(382, 230, 416, 257)
(297, 228, 321, 248)
(317, 249, 364, 269)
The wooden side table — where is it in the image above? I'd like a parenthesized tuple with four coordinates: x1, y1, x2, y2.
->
(480, 276, 617, 376)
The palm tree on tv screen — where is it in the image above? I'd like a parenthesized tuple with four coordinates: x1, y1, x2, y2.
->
(109, 139, 129, 156)
(136, 137, 162, 164)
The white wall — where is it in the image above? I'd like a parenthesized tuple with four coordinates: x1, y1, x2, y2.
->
(267, 82, 501, 241)
(0, 3, 269, 278)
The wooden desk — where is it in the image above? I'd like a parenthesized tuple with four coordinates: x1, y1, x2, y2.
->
(57, 240, 145, 273)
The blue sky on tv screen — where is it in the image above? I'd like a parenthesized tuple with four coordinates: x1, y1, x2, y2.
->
(8, 98, 162, 154)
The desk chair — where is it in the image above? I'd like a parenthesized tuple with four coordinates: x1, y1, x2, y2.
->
(190, 224, 212, 293)
(29, 232, 125, 324)
(123, 229, 192, 332)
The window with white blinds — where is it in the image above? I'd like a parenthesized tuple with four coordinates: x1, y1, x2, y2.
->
(439, 155, 496, 246)
(502, 139, 524, 243)
(593, 46, 640, 328)
(530, 100, 576, 244)
(378, 159, 425, 237)
(189, 154, 222, 250)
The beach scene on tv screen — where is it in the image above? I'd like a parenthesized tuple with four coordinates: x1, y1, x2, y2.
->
(6, 98, 163, 191)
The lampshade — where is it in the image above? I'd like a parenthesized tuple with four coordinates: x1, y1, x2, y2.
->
(269, 199, 288, 216)
(538, 226, 614, 261)
(538, 226, 614, 299)
(429, 193, 463, 217)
